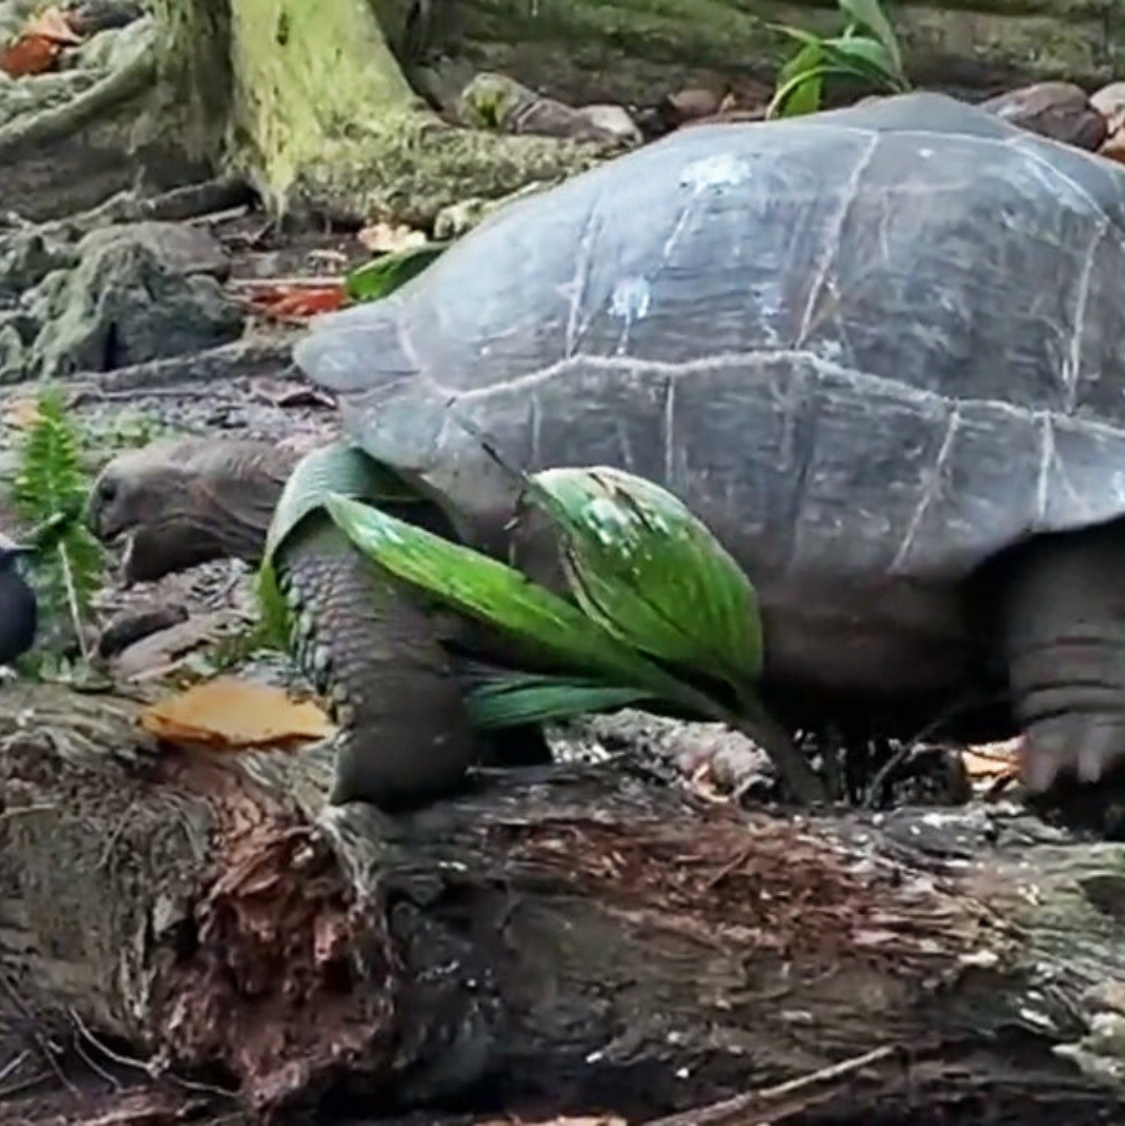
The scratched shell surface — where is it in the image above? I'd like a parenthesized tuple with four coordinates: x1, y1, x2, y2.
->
(295, 91, 1125, 585)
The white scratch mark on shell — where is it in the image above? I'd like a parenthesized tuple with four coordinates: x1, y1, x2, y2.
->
(796, 132, 880, 347)
(1062, 216, 1108, 411)
(609, 275, 652, 355)
(891, 404, 963, 571)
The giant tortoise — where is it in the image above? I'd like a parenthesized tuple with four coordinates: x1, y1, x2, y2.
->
(89, 91, 1125, 807)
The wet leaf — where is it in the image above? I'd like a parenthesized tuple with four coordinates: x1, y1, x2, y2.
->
(138, 678, 334, 750)
(324, 493, 674, 689)
(345, 242, 450, 303)
(525, 467, 763, 698)
(468, 672, 654, 728)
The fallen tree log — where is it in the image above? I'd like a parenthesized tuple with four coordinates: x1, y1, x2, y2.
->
(2, 681, 1125, 1123)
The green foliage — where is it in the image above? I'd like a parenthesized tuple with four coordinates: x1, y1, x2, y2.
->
(263, 447, 825, 801)
(768, 0, 908, 119)
(11, 386, 105, 662)
(344, 241, 451, 304)
(526, 468, 763, 698)
(258, 442, 428, 647)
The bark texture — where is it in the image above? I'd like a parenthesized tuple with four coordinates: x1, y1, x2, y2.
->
(4, 680, 1125, 1123)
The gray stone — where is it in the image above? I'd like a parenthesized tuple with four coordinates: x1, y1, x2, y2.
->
(17, 222, 243, 380)
(77, 221, 232, 281)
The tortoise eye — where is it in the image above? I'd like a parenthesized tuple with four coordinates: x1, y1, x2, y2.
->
(97, 478, 118, 505)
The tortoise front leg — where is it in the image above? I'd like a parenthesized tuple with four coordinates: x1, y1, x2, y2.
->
(277, 515, 481, 808)
(277, 514, 552, 809)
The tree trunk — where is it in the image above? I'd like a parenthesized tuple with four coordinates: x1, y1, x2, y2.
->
(4, 679, 1125, 1123)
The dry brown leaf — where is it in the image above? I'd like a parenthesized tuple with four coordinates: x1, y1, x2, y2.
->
(1101, 131, 1125, 167)
(25, 6, 82, 44)
(962, 738, 1021, 780)
(3, 397, 41, 428)
(138, 677, 335, 751)
(357, 221, 428, 254)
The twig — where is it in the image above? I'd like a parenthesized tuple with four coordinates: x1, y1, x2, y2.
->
(56, 545, 92, 664)
(0, 1050, 30, 1085)
(645, 1044, 900, 1126)
(68, 1008, 239, 1099)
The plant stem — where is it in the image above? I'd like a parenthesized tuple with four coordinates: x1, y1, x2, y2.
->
(56, 545, 91, 664)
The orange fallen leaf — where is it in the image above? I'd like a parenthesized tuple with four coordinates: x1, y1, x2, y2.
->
(0, 34, 60, 77)
(0, 5, 82, 78)
(138, 677, 335, 751)
(236, 278, 345, 320)
(357, 221, 427, 255)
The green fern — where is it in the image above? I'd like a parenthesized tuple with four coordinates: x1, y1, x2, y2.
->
(12, 386, 104, 657)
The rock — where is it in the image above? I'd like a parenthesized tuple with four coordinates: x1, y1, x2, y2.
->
(1091, 81, 1125, 136)
(576, 103, 642, 146)
(979, 81, 1107, 151)
(0, 230, 76, 297)
(97, 602, 189, 659)
(458, 72, 625, 144)
(21, 222, 244, 380)
(77, 221, 231, 282)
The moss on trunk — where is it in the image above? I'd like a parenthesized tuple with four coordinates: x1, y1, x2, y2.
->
(150, 0, 604, 224)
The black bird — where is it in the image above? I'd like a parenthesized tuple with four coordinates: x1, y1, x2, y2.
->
(0, 535, 37, 668)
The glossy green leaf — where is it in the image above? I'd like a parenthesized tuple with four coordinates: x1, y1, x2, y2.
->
(325, 493, 687, 692)
(468, 673, 655, 728)
(838, 0, 904, 78)
(821, 35, 907, 88)
(523, 467, 764, 698)
(264, 443, 417, 565)
(258, 443, 422, 643)
(773, 41, 825, 116)
(344, 242, 450, 304)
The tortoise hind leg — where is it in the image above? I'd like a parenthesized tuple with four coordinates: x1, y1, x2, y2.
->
(997, 520, 1125, 791)
(278, 516, 479, 809)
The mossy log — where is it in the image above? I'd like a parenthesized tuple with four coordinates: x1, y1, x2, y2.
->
(4, 681, 1125, 1124)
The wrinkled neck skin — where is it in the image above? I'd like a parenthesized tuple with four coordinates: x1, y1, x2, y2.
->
(404, 455, 524, 560)
(123, 507, 272, 584)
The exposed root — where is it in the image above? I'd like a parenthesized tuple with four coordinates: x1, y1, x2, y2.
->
(0, 44, 156, 157)
(283, 110, 606, 227)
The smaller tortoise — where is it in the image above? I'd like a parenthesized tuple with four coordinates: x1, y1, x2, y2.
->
(91, 91, 1125, 807)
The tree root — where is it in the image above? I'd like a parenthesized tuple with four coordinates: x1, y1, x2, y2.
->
(286, 110, 606, 227)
